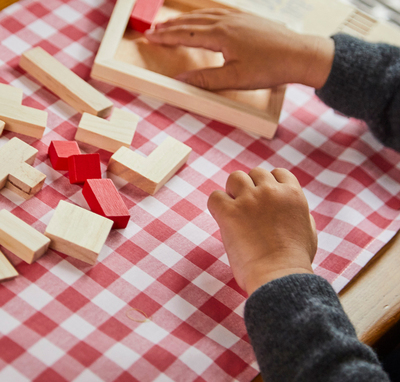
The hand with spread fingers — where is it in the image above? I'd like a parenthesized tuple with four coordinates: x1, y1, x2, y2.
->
(145, 9, 334, 91)
(207, 167, 317, 296)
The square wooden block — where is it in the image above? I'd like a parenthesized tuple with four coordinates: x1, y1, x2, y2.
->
(44, 201, 113, 265)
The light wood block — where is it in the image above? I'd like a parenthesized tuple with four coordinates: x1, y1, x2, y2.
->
(75, 108, 139, 153)
(82, 178, 130, 229)
(0, 83, 23, 105)
(20, 47, 113, 118)
(0, 250, 18, 282)
(0, 120, 4, 136)
(0, 83, 47, 139)
(0, 209, 50, 264)
(0, 137, 46, 199)
(108, 136, 191, 195)
(129, 0, 164, 33)
(44, 200, 113, 265)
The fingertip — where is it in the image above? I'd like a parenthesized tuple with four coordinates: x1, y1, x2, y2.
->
(207, 189, 225, 215)
(144, 28, 158, 41)
(175, 72, 190, 83)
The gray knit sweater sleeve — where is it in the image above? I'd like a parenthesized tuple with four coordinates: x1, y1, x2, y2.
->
(244, 274, 389, 382)
(316, 33, 400, 151)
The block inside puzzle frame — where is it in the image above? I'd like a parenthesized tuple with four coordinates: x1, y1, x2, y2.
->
(129, 0, 164, 33)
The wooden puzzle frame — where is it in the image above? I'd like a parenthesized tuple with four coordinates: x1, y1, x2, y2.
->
(92, 0, 400, 140)
(91, 0, 286, 139)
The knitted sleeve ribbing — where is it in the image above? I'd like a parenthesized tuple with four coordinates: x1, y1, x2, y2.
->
(316, 33, 400, 151)
(244, 274, 390, 382)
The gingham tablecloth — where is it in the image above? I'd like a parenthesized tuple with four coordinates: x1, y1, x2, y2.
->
(1, 0, 400, 381)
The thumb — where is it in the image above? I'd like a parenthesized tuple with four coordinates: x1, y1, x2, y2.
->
(176, 62, 239, 91)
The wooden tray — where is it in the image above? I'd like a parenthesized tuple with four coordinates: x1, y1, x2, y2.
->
(91, 0, 286, 139)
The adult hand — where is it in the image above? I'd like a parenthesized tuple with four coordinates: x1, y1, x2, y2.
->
(207, 168, 318, 296)
(145, 9, 334, 90)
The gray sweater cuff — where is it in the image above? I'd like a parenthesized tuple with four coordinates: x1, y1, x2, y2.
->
(244, 274, 387, 382)
(316, 33, 400, 151)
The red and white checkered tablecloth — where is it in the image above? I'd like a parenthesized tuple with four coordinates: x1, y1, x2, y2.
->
(1, 0, 400, 381)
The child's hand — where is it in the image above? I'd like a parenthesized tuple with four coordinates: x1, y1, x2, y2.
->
(145, 9, 334, 90)
(208, 168, 317, 296)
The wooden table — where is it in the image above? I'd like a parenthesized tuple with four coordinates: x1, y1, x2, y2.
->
(0, 0, 17, 10)
(1, 0, 400, 379)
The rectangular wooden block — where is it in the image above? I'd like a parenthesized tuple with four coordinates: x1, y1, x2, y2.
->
(44, 200, 113, 265)
(68, 153, 102, 184)
(0, 120, 4, 136)
(0, 209, 50, 264)
(75, 108, 139, 153)
(48, 140, 81, 171)
(129, 0, 164, 33)
(20, 47, 113, 118)
(82, 179, 130, 229)
(108, 136, 191, 195)
(0, 250, 18, 282)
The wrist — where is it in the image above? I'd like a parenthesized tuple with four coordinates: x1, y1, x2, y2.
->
(242, 261, 314, 296)
(300, 35, 335, 89)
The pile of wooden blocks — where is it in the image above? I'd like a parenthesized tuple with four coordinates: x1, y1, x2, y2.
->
(0, 39, 191, 282)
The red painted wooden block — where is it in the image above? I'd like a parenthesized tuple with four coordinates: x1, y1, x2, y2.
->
(48, 141, 81, 171)
(129, 0, 164, 33)
(68, 153, 101, 184)
(82, 179, 130, 229)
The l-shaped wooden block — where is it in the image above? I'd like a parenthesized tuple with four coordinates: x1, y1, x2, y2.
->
(20, 47, 113, 118)
(0, 83, 47, 139)
(0, 137, 46, 199)
(76, 108, 139, 153)
(108, 136, 191, 195)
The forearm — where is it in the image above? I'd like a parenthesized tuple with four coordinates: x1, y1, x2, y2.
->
(244, 274, 389, 382)
(316, 34, 400, 151)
